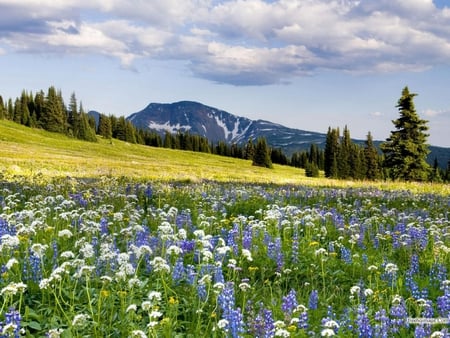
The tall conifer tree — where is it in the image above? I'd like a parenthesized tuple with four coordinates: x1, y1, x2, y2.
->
(381, 87, 430, 181)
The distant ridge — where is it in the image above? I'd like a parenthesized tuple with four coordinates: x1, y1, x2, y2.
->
(126, 101, 326, 155)
(124, 100, 449, 167)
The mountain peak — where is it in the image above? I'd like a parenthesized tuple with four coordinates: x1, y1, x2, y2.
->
(126, 101, 326, 154)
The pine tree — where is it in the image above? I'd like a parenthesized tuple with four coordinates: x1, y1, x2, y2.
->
(67, 92, 80, 137)
(338, 126, 351, 178)
(41, 86, 66, 133)
(0, 95, 5, 119)
(98, 114, 113, 140)
(252, 137, 272, 168)
(324, 127, 340, 178)
(364, 132, 381, 180)
(244, 138, 255, 160)
(381, 87, 430, 181)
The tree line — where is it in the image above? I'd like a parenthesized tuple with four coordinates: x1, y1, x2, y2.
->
(0, 86, 448, 182)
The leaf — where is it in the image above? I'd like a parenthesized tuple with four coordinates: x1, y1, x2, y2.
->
(26, 321, 42, 330)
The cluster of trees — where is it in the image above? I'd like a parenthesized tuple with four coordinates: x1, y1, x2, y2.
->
(1, 86, 449, 182)
(0, 88, 97, 142)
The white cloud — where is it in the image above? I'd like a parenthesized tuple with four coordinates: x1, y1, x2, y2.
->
(1, 0, 450, 85)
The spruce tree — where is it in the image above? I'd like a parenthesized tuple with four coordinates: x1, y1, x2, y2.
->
(338, 126, 351, 178)
(381, 87, 430, 181)
(98, 114, 113, 140)
(324, 127, 339, 178)
(364, 132, 381, 180)
(41, 86, 66, 133)
(252, 137, 272, 168)
(0, 96, 5, 119)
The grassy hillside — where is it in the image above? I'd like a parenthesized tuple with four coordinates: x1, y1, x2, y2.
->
(0, 120, 448, 194)
(0, 120, 309, 183)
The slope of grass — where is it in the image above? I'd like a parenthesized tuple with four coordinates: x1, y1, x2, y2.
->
(0, 120, 448, 194)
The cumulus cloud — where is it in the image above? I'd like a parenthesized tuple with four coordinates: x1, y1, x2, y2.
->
(1, 0, 450, 85)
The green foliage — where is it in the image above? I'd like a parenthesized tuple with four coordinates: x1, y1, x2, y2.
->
(381, 87, 431, 181)
(252, 137, 273, 168)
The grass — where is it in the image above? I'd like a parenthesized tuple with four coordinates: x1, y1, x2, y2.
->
(0, 119, 449, 195)
(0, 120, 449, 337)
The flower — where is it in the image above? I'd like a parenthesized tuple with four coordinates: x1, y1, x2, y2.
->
(321, 328, 336, 336)
(71, 314, 89, 328)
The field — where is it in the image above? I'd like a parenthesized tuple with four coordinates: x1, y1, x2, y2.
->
(0, 120, 449, 337)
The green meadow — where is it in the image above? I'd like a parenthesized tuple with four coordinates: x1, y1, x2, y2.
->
(0, 120, 449, 337)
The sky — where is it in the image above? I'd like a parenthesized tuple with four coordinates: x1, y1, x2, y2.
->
(0, 0, 450, 147)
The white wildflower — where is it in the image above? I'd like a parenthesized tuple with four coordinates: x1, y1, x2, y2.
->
(323, 320, 340, 329)
(150, 257, 170, 273)
(385, 263, 398, 274)
(31, 243, 48, 258)
(80, 243, 94, 258)
(242, 249, 253, 261)
(71, 313, 89, 327)
(60, 251, 75, 259)
(46, 328, 64, 338)
(126, 304, 137, 313)
(128, 277, 142, 288)
(364, 288, 374, 297)
(367, 265, 378, 271)
(217, 319, 228, 329)
(141, 301, 152, 311)
(199, 274, 212, 285)
(149, 310, 163, 319)
(58, 229, 73, 238)
(321, 328, 336, 336)
(167, 245, 183, 256)
(148, 291, 162, 303)
(130, 330, 147, 338)
(315, 248, 328, 257)
(350, 286, 360, 295)
(239, 282, 251, 291)
(275, 328, 290, 337)
(0, 234, 20, 250)
(5, 258, 18, 270)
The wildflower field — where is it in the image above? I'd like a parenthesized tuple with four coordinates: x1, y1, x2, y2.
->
(0, 176, 449, 337)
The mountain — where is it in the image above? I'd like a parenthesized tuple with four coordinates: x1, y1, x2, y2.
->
(127, 101, 326, 154)
(126, 100, 450, 167)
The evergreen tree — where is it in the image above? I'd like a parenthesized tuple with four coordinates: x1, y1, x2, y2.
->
(252, 137, 272, 168)
(244, 138, 255, 160)
(338, 126, 351, 178)
(67, 92, 80, 137)
(364, 132, 381, 180)
(0, 95, 5, 119)
(41, 86, 66, 133)
(98, 114, 113, 140)
(429, 158, 443, 182)
(324, 127, 340, 178)
(381, 87, 430, 181)
(77, 104, 97, 142)
(163, 131, 173, 148)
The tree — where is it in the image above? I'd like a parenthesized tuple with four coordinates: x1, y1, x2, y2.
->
(364, 132, 381, 180)
(98, 114, 113, 140)
(324, 127, 339, 178)
(381, 87, 430, 181)
(41, 86, 66, 133)
(252, 137, 272, 168)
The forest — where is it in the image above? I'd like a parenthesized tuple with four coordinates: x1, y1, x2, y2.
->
(0, 86, 448, 182)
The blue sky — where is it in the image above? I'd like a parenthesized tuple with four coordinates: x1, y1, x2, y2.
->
(1, 0, 449, 147)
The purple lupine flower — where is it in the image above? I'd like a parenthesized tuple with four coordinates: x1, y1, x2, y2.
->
(340, 246, 352, 264)
(281, 289, 298, 317)
(242, 225, 253, 251)
(389, 295, 408, 334)
(309, 290, 319, 310)
(218, 282, 245, 337)
(99, 217, 109, 236)
(172, 258, 185, 282)
(437, 280, 450, 318)
(252, 307, 275, 338)
(374, 308, 389, 338)
(1, 307, 22, 338)
(356, 304, 373, 337)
